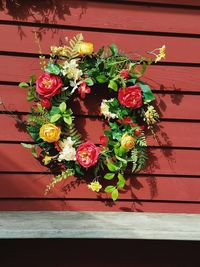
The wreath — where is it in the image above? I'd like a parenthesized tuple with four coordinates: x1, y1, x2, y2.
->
(19, 33, 165, 201)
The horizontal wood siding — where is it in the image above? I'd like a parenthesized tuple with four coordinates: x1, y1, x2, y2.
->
(0, 0, 200, 212)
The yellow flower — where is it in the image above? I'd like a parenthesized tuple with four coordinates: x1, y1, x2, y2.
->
(121, 133, 135, 150)
(155, 45, 166, 63)
(39, 123, 61, 143)
(88, 181, 102, 192)
(78, 41, 94, 56)
(42, 155, 52, 165)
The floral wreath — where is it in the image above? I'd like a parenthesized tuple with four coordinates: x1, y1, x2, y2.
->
(19, 33, 165, 201)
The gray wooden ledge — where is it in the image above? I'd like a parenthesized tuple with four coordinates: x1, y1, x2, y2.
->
(0, 211, 200, 240)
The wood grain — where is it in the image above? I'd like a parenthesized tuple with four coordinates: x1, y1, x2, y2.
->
(0, 1, 200, 34)
(0, 56, 200, 91)
(0, 144, 199, 175)
(1, 174, 200, 202)
(0, 26, 200, 63)
(1, 85, 200, 120)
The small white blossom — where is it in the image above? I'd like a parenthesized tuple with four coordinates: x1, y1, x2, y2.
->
(58, 137, 76, 162)
(61, 59, 82, 81)
(100, 99, 118, 120)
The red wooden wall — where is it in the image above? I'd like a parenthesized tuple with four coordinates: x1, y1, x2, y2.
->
(0, 0, 200, 213)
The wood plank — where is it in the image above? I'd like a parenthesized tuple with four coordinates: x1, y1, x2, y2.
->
(1, 174, 200, 202)
(0, 144, 199, 175)
(1, 56, 199, 91)
(0, 26, 200, 63)
(0, 1, 200, 34)
(1, 114, 200, 147)
(122, 0, 200, 6)
(0, 211, 200, 239)
(1, 85, 200, 120)
(1, 200, 200, 213)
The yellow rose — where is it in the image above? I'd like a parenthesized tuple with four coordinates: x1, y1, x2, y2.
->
(78, 41, 94, 56)
(39, 123, 61, 143)
(121, 133, 135, 150)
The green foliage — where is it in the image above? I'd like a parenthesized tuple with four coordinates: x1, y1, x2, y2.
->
(131, 147, 148, 172)
(51, 91, 72, 106)
(65, 33, 84, 59)
(104, 173, 115, 180)
(45, 61, 61, 75)
(139, 82, 155, 103)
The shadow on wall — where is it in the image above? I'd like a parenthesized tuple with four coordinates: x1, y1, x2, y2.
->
(0, 0, 87, 22)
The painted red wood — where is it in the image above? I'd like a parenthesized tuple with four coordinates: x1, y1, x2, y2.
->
(0, 1, 199, 214)
(1, 114, 200, 147)
(0, 199, 199, 213)
(0, 56, 200, 92)
(0, 144, 199, 175)
(0, 26, 200, 63)
(122, 0, 200, 6)
(0, 174, 200, 202)
(1, 85, 200, 120)
(0, 1, 199, 34)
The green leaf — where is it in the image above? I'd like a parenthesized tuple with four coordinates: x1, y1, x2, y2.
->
(85, 77, 94, 86)
(50, 114, 61, 123)
(96, 74, 107, 83)
(111, 188, 119, 201)
(126, 79, 137, 86)
(49, 106, 60, 116)
(64, 116, 72, 125)
(139, 82, 155, 103)
(104, 173, 115, 180)
(108, 80, 118, 91)
(19, 82, 29, 88)
(59, 102, 66, 113)
(109, 44, 118, 56)
(37, 103, 44, 113)
(29, 75, 36, 86)
(45, 62, 60, 75)
(31, 147, 37, 158)
(21, 143, 34, 149)
(105, 185, 116, 193)
(107, 162, 119, 172)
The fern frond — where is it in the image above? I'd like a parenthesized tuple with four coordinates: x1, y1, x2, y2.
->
(62, 123, 82, 148)
(136, 132, 147, 147)
(135, 147, 148, 172)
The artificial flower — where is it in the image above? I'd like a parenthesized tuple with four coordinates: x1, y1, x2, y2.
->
(40, 98, 51, 109)
(88, 181, 102, 192)
(144, 105, 159, 125)
(39, 123, 61, 143)
(76, 142, 100, 168)
(120, 69, 130, 79)
(36, 73, 62, 98)
(78, 41, 94, 56)
(100, 99, 118, 120)
(42, 155, 52, 165)
(121, 133, 135, 150)
(117, 116, 133, 125)
(62, 59, 82, 81)
(99, 135, 108, 147)
(118, 85, 143, 109)
(58, 137, 76, 162)
(155, 45, 166, 63)
(78, 82, 91, 99)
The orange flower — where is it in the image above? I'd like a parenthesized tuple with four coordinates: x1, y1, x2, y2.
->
(39, 123, 61, 143)
(121, 133, 135, 150)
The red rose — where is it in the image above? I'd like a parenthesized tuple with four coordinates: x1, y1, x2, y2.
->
(36, 73, 62, 98)
(120, 69, 130, 79)
(118, 85, 143, 109)
(99, 135, 108, 147)
(76, 142, 100, 168)
(40, 98, 51, 109)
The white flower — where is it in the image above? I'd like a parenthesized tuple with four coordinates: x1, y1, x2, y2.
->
(100, 99, 118, 120)
(58, 137, 76, 162)
(61, 59, 82, 81)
